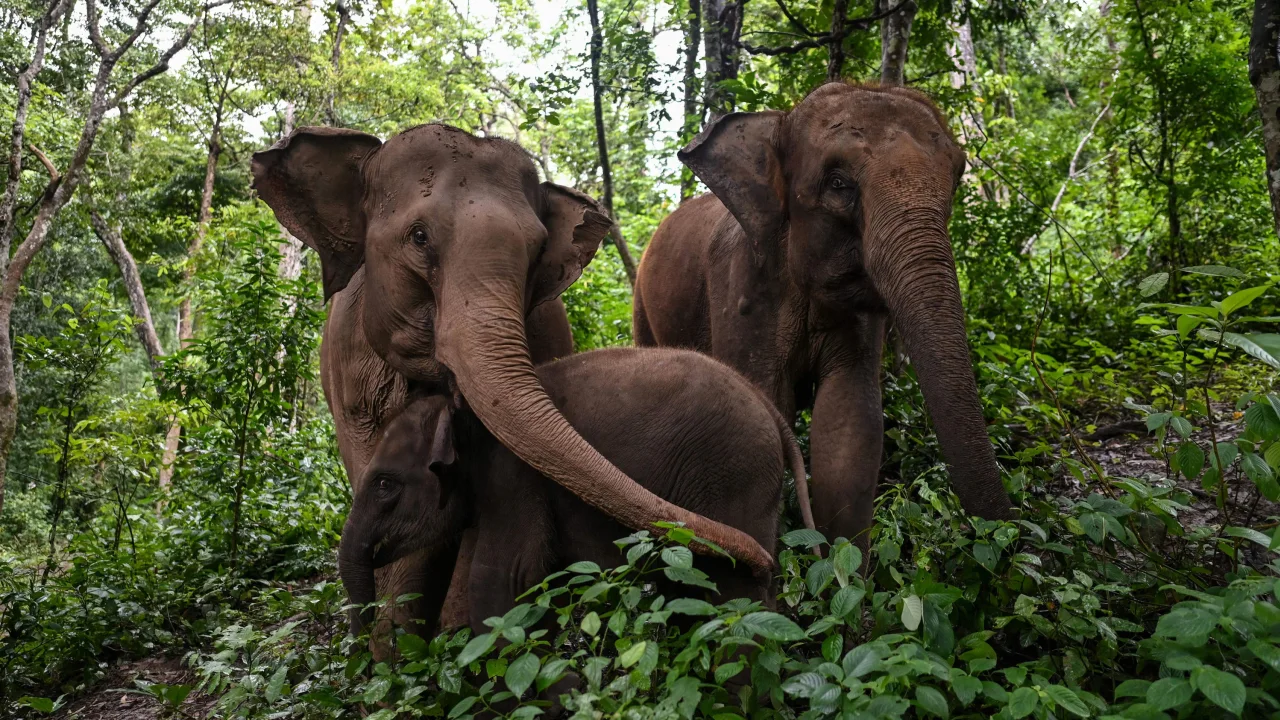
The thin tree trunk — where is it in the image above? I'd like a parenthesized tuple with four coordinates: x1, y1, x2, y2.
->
(702, 0, 745, 119)
(325, 0, 350, 127)
(90, 211, 163, 365)
(586, 0, 637, 284)
(879, 0, 916, 85)
(1251, 0, 1280, 241)
(826, 0, 849, 81)
(680, 0, 702, 201)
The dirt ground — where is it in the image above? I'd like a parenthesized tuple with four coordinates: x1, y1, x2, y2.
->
(49, 655, 216, 720)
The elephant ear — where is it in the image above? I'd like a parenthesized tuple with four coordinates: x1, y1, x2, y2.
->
(678, 111, 787, 254)
(530, 183, 613, 307)
(251, 127, 383, 300)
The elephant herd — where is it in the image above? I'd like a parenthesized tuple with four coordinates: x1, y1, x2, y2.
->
(249, 81, 1014, 647)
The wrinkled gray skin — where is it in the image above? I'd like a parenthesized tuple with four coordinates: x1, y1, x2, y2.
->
(339, 347, 813, 635)
(634, 82, 1014, 547)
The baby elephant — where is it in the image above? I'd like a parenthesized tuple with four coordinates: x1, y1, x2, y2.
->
(339, 347, 813, 634)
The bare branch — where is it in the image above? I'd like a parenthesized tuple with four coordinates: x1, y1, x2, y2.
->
(88, 205, 165, 367)
(772, 0, 816, 37)
(85, 0, 112, 56)
(112, 0, 168, 60)
(111, 15, 201, 108)
(26, 143, 58, 181)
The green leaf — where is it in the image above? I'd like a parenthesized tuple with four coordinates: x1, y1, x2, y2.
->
(661, 546, 693, 569)
(457, 631, 496, 666)
(565, 561, 601, 574)
(1139, 272, 1169, 297)
(1114, 680, 1151, 699)
(1182, 264, 1244, 278)
(806, 559, 834, 595)
(915, 686, 950, 718)
(901, 595, 924, 631)
(1146, 412, 1172, 431)
(1192, 665, 1246, 715)
(1220, 284, 1274, 316)
(580, 611, 600, 636)
(1079, 512, 1106, 544)
(397, 632, 429, 661)
(17, 697, 56, 714)
(1266, 440, 1280, 470)
(449, 696, 479, 719)
(1176, 442, 1205, 481)
(1008, 686, 1038, 719)
(1223, 332, 1280, 369)
(1243, 452, 1279, 500)
(736, 611, 807, 641)
(1225, 526, 1274, 550)
(266, 666, 288, 702)
(617, 641, 646, 669)
(663, 566, 717, 591)
(1169, 415, 1193, 439)
(363, 676, 393, 704)
(1247, 638, 1280, 672)
(1155, 605, 1218, 642)
(505, 653, 540, 698)
(666, 598, 717, 616)
(950, 672, 983, 706)
(782, 672, 824, 698)
(781, 528, 827, 548)
(1177, 314, 1204, 339)
(1247, 402, 1280, 441)
(1209, 441, 1238, 470)
(842, 643, 886, 678)
(1043, 684, 1089, 718)
(830, 585, 865, 620)
(1146, 677, 1193, 711)
(715, 661, 745, 685)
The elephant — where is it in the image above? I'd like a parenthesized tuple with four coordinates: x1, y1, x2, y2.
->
(250, 124, 773, 632)
(338, 347, 814, 636)
(632, 82, 1014, 547)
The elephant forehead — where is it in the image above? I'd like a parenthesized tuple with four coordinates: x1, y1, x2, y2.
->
(373, 126, 539, 195)
(790, 86, 950, 146)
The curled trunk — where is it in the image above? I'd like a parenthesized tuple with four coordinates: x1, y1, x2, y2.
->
(868, 216, 1013, 521)
(338, 521, 377, 633)
(434, 277, 774, 576)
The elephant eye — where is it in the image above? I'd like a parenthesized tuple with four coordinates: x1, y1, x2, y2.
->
(410, 228, 429, 246)
(374, 474, 400, 496)
(829, 176, 848, 190)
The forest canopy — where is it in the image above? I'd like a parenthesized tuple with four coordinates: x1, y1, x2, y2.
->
(2, 0, 1280, 717)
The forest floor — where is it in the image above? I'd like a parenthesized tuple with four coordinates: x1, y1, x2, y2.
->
(50, 655, 216, 720)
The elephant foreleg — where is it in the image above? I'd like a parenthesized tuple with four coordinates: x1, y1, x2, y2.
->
(372, 543, 459, 658)
(809, 319, 886, 548)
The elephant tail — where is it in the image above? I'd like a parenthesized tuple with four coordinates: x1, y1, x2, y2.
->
(768, 404, 816, 534)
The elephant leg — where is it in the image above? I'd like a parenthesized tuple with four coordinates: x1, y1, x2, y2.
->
(438, 527, 477, 632)
(809, 316, 886, 548)
(468, 473, 558, 630)
(527, 297, 575, 362)
(371, 542, 460, 659)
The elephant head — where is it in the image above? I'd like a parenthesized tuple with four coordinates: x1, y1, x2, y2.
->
(680, 83, 1011, 522)
(338, 396, 467, 633)
(251, 125, 774, 572)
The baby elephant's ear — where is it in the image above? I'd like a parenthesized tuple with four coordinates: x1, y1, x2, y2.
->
(251, 127, 382, 300)
(426, 406, 456, 474)
(530, 183, 613, 307)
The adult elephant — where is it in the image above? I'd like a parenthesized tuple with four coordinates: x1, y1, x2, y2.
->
(633, 83, 1013, 545)
(251, 126, 772, 611)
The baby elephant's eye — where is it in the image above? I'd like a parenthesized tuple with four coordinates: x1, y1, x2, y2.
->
(830, 177, 848, 190)
(411, 228, 429, 246)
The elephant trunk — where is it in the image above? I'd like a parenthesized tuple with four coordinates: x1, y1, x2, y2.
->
(338, 515, 378, 634)
(867, 212, 1014, 522)
(434, 275, 775, 575)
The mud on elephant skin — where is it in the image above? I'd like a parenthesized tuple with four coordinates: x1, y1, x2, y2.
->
(633, 82, 1014, 547)
(251, 124, 774, 579)
(339, 347, 814, 634)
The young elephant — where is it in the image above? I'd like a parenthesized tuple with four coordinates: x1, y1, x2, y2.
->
(339, 347, 814, 633)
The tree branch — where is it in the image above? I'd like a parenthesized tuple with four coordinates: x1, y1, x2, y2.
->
(772, 0, 816, 37)
(740, 0, 908, 55)
(26, 143, 58, 182)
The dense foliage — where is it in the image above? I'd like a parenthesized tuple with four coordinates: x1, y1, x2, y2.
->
(1, 0, 1279, 717)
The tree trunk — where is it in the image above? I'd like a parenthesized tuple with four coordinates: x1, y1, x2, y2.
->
(1251, 0, 1280, 241)
(826, 0, 849, 81)
(586, 0, 637, 284)
(879, 0, 916, 86)
(325, 0, 350, 127)
(702, 0, 745, 119)
(90, 211, 163, 366)
(680, 0, 703, 201)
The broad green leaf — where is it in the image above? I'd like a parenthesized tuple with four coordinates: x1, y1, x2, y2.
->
(842, 643, 886, 678)
(1177, 314, 1204, 339)
(1155, 605, 1218, 642)
(914, 686, 950, 718)
(1192, 665, 1245, 715)
(505, 653, 540, 697)
(1209, 441, 1238, 470)
(266, 666, 288, 702)
(1225, 526, 1274, 550)
(715, 661, 745, 684)
(1169, 415, 1193, 439)
(950, 672, 983, 706)
(1146, 412, 1172, 431)
(1243, 452, 1279, 499)
(1146, 677, 1193, 711)
(665, 598, 717, 616)
(736, 611, 807, 641)
(1008, 686, 1038, 718)
(782, 672, 825, 698)
(806, 559, 834, 596)
(1079, 512, 1106, 543)
(457, 631, 496, 666)
(1182, 264, 1244, 278)
(448, 696, 479, 719)
(580, 611, 600, 636)
(901, 595, 924, 631)
(617, 641, 646, 669)
(1043, 684, 1089, 718)
(1114, 679, 1151, 698)
(661, 546, 693, 569)
(1223, 332, 1280, 369)
(781, 528, 827, 548)
(830, 585, 866, 620)
(1220, 284, 1274, 316)
(17, 697, 56, 714)
(1176, 442, 1205, 481)
(1248, 638, 1280, 672)
(1166, 303, 1219, 318)
(1139, 272, 1169, 297)
(1246, 402, 1280, 441)
(362, 676, 393, 704)
(1266, 440, 1280, 470)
